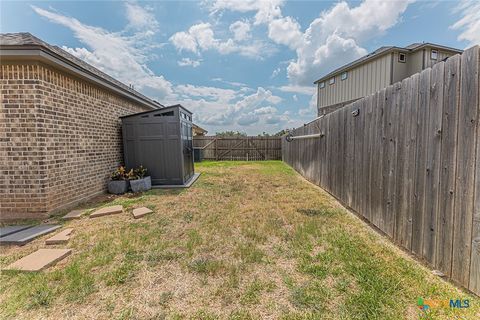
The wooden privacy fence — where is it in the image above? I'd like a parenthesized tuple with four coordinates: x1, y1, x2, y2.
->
(282, 46, 480, 296)
(193, 136, 282, 160)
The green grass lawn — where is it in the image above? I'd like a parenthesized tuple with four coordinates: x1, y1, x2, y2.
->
(0, 161, 478, 319)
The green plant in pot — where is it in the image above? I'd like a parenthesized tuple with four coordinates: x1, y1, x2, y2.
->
(108, 166, 130, 194)
(129, 165, 152, 193)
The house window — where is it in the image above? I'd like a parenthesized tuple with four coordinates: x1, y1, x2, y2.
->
(398, 53, 406, 63)
(341, 71, 348, 80)
(329, 77, 335, 85)
(431, 49, 438, 60)
(319, 81, 325, 89)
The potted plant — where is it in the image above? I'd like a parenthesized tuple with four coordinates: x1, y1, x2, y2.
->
(129, 165, 152, 193)
(108, 166, 129, 194)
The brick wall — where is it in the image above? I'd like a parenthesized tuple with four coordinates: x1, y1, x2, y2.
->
(0, 62, 151, 220)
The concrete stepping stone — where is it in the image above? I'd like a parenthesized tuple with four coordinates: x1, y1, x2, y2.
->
(45, 228, 74, 245)
(6, 249, 72, 272)
(62, 209, 87, 220)
(0, 225, 33, 238)
(89, 205, 123, 218)
(132, 207, 153, 219)
(0, 225, 61, 246)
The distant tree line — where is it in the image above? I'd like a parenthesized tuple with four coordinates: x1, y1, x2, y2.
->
(215, 129, 291, 137)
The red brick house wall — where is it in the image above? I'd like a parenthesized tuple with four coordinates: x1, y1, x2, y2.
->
(0, 62, 150, 220)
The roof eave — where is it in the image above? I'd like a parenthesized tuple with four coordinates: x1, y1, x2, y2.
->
(0, 45, 162, 110)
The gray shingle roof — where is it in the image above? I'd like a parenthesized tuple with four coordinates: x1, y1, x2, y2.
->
(0, 32, 163, 109)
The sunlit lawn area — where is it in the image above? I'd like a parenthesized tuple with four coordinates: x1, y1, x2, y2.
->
(0, 161, 478, 319)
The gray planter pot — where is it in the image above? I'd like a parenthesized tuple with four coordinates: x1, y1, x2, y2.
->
(108, 180, 129, 194)
(130, 176, 152, 193)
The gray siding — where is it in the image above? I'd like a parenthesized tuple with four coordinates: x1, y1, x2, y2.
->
(317, 53, 391, 110)
(407, 50, 424, 77)
(424, 47, 456, 68)
(317, 45, 461, 114)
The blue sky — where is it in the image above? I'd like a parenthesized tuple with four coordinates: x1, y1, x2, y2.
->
(1, 0, 479, 134)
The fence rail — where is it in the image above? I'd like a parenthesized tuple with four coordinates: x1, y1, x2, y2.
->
(282, 46, 480, 296)
(194, 136, 282, 160)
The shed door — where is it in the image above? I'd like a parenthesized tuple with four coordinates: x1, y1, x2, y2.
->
(136, 120, 182, 185)
(181, 121, 194, 181)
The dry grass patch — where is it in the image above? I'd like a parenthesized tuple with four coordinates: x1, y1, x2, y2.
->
(0, 161, 479, 319)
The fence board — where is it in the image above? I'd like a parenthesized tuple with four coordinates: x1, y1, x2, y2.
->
(470, 47, 480, 295)
(282, 46, 480, 296)
(436, 55, 460, 276)
(371, 89, 385, 228)
(345, 103, 355, 207)
(423, 61, 445, 266)
(412, 69, 431, 256)
(394, 78, 410, 244)
(452, 46, 479, 286)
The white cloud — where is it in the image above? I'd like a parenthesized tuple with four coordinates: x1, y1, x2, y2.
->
(292, 94, 298, 102)
(167, 86, 285, 130)
(212, 78, 249, 88)
(175, 84, 236, 103)
(125, 1, 159, 32)
(270, 67, 281, 78)
(32, 5, 173, 99)
(450, 0, 480, 47)
(254, 106, 277, 115)
(217, 0, 412, 85)
(210, 0, 284, 25)
(285, 0, 412, 85)
(277, 85, 315, 95)
(298, 94, 318, 117)
(178, 58, 202, 67)
(237, 113, 260, 126)
(170, 31, 198, 53)
(169, 22, 273, 58)
(267, 16, 302, 50)
(229, 20, 251, 41)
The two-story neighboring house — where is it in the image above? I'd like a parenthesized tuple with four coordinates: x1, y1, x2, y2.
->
(314, 43, 463, 116)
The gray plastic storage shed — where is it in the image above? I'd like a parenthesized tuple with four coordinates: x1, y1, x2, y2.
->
(121, 104, 194, 186)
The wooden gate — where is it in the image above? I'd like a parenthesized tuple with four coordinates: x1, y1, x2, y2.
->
(193, 136, 282, 160)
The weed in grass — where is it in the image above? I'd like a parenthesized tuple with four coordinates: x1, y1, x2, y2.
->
(157, 217, 171, 228)
(241, 226, 267, 243)
(289, 281, 328, 312)
(186, 229, 202, 256)
(183, 212, 194, 223)
(146, 250, 182, 266)
(298, 259, 328, 279)
(297, 208, 325, 217)
(228, 309, 254, 320)
(105, 260, 136, 285)
(64, 262, 96, 302)
(89, 239, 116, 268)
(188, 256, 224, 275)
(192, 310, 219, 320)
(117, 306, 136, 320)
(27, 280, 53, 309)
(215, 264, 243, 305)
(240, 278, 276, 305)
(158, 291, 174, 307)
(236, 243, 265, 264)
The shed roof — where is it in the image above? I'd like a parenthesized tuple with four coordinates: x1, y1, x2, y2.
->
(314, 42, 463, 84)
(120, 104, 192, 119)
(0, 32, 164, 110)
